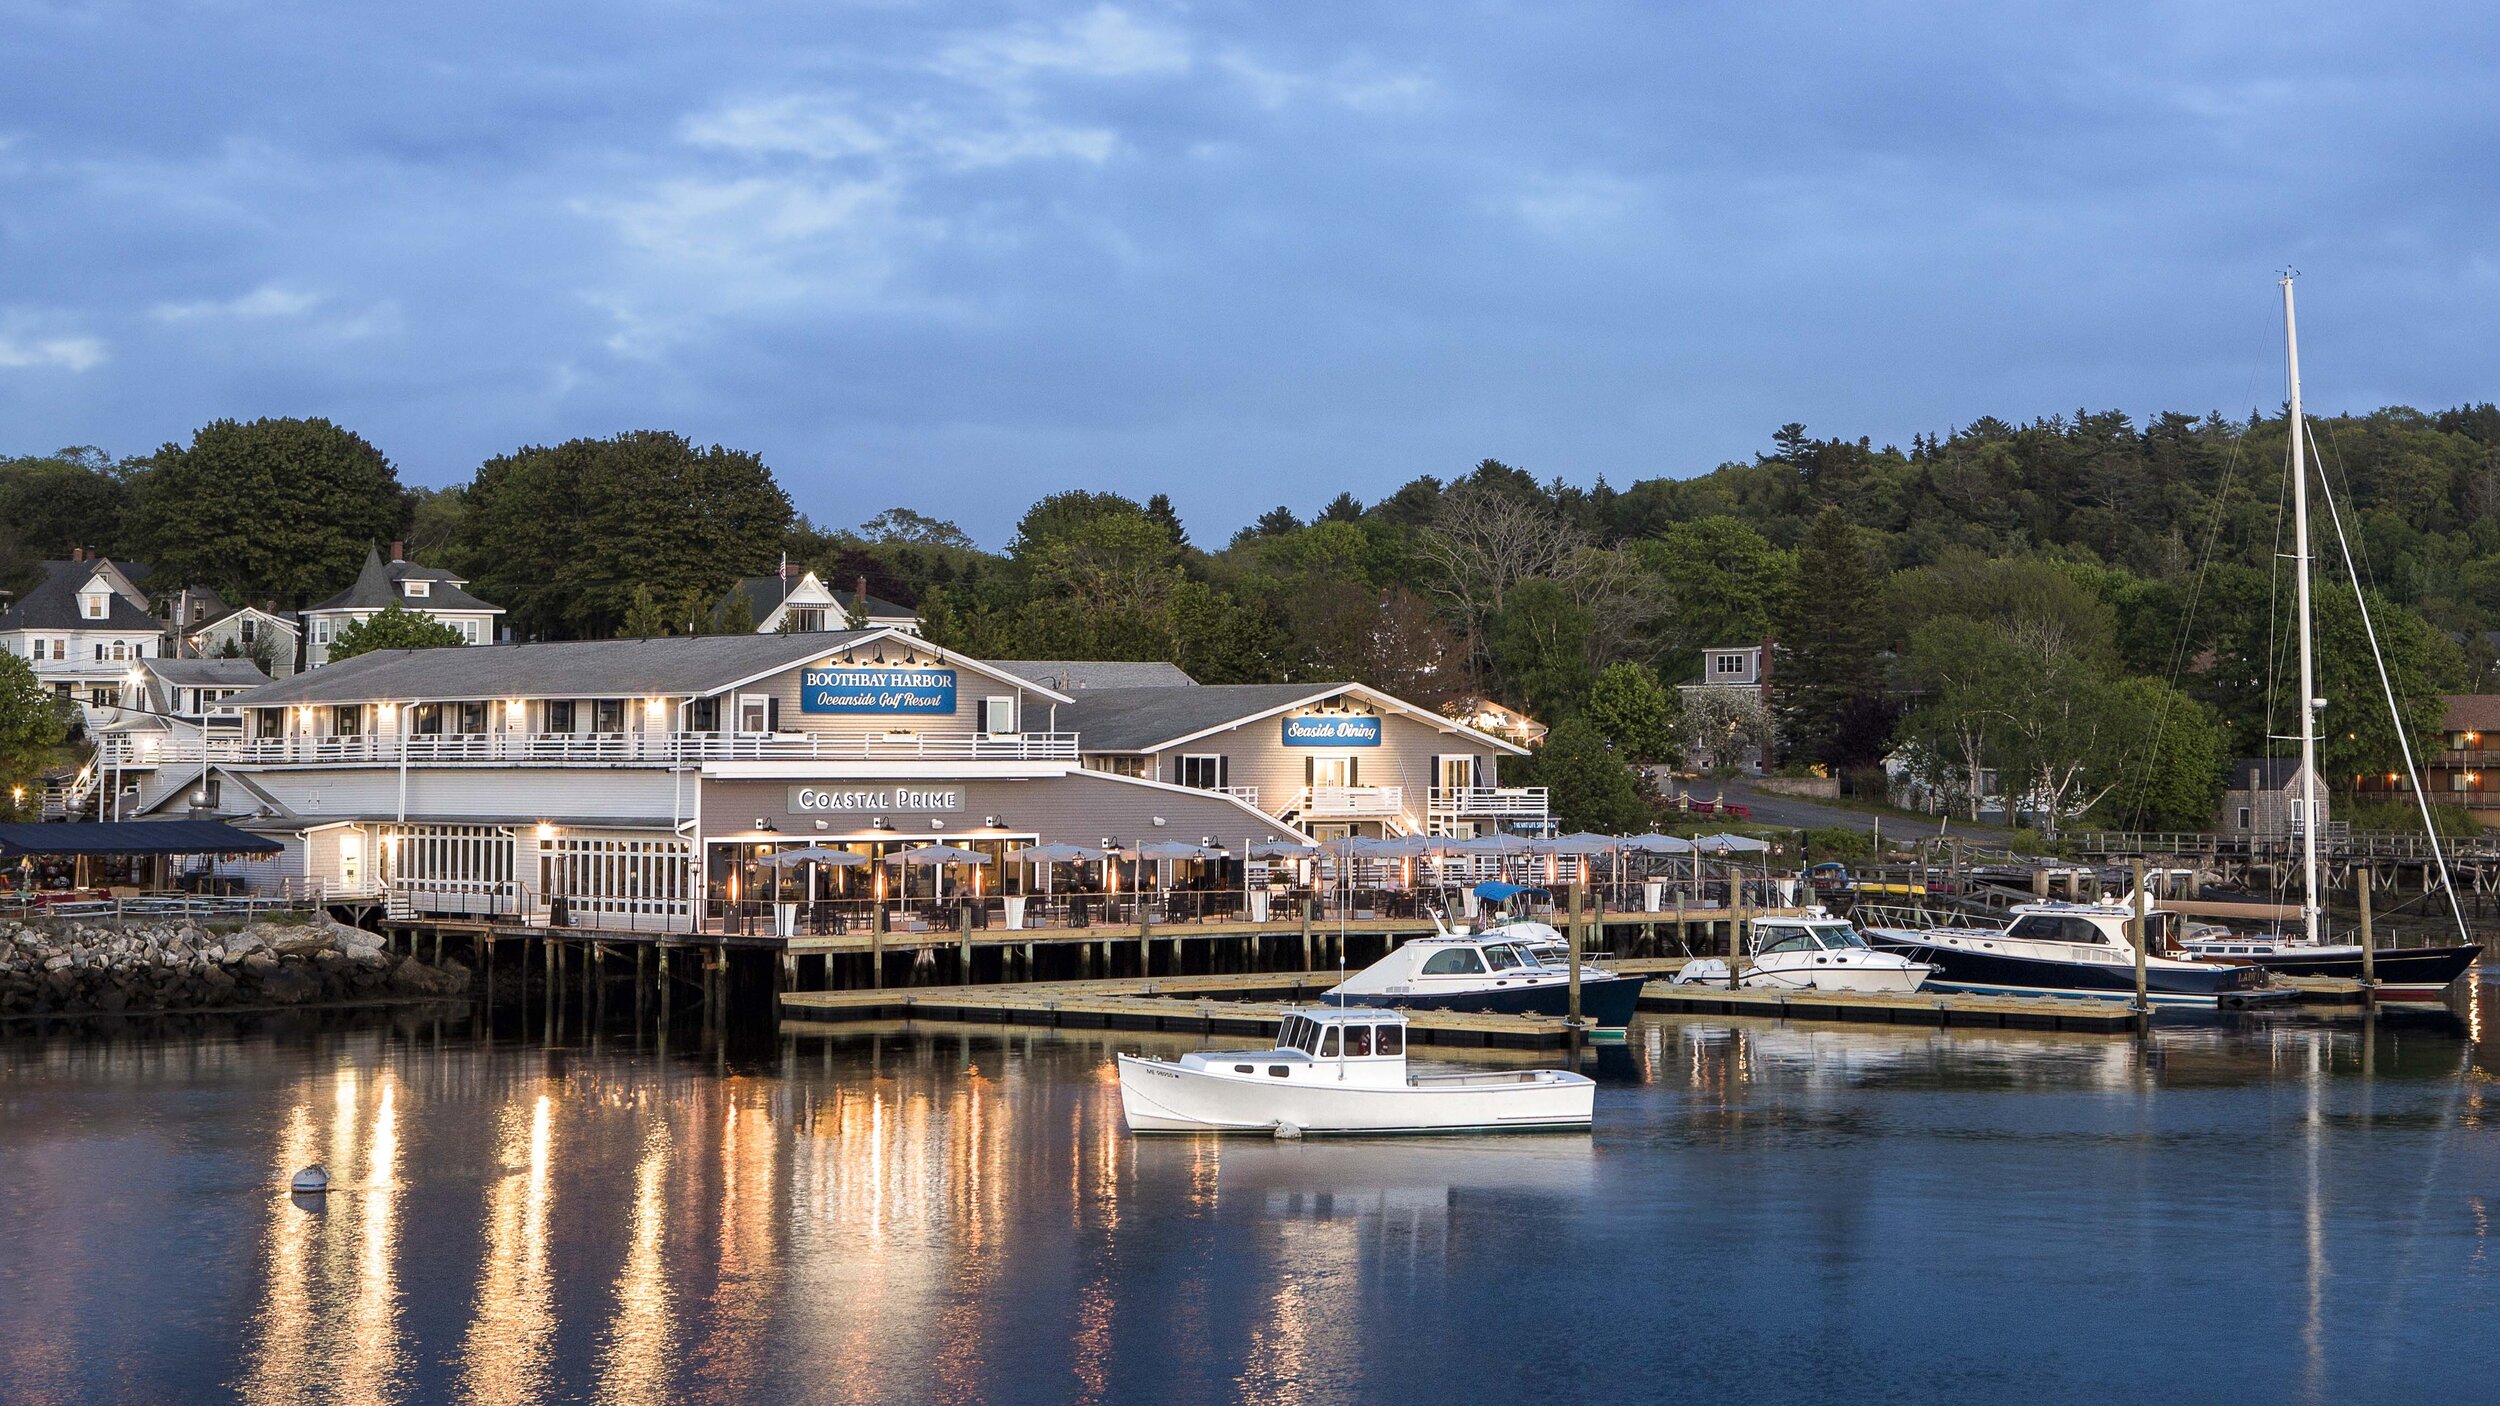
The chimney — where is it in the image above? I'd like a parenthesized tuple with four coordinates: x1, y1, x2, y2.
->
(856, 575, 871, 609)
(389, 540, 405, 562)
(69, 547, 84, 563)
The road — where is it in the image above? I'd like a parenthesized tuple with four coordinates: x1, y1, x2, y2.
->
(1714, 779, 2017, 843)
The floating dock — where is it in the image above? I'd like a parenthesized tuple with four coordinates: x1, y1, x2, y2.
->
(773, 965, 2254, 1040)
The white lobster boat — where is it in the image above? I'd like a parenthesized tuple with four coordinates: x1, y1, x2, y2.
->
(1116, 1007, 1595, 1136)
(1671, 909, 1934, 994)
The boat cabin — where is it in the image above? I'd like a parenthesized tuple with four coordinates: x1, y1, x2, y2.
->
(1749, 915, 1873, 955)
(1276, 1008, 1409, 1059)
(2000, 902, 2181, 953)
(1328, 935, 1564, 996)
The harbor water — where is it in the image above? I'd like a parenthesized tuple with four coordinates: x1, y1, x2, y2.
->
(2, 989, 2497, 1404)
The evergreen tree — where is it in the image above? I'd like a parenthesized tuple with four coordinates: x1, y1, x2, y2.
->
(1775, 506, 1890, 769)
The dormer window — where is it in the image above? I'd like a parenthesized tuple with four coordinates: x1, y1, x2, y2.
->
(81, 594, 106, 620)
(403, 580, 430, 598)
(1713, 652, 1747, 677)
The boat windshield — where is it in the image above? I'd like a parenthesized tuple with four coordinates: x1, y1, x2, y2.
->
(1483, 944, 1528, 971)
(1810, 924, 1868, 950)
(2005, 914, 2112, 945)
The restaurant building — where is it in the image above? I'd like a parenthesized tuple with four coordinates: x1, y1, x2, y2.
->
(93, 630, 1537, 931)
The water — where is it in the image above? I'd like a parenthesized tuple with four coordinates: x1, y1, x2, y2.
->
(2, 993, 2496, 1406)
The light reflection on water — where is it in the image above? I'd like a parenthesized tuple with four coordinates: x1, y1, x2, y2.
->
(0, 991, 2496, 1404)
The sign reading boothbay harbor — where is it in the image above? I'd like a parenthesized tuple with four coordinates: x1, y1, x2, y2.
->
(789, 785, 963, 814)
(1281, 712, 1382, 746)
(801, 666, 957, 714)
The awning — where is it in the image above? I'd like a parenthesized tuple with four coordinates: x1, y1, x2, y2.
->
(0, 821, 285, 858)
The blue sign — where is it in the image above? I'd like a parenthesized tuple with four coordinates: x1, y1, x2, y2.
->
(801, 667, 957, 715)
(1282, 713, 1381, 746)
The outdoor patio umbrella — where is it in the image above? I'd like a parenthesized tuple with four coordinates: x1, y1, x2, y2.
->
(1133, 840, 1212, 860)
(1692, 833, 1771, 853)
(761, 844, 866, 906)
(884, 843, 992, 901)
(1247, 840, 1316, 859)
(1622, 833, 1695, 853)
(1003, 841, 1104, 896)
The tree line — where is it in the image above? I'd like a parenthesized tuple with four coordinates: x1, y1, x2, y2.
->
(6, 401, 2496, 832)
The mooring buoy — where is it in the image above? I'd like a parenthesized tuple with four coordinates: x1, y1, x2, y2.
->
(290, 1164, 330, 1194)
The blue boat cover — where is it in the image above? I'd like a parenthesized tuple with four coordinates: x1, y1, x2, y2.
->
(1472, 880, 1549, 902)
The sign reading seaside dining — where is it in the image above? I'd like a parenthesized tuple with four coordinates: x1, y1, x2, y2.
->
(789, 786, 963, 814)
(801, 666, 957, 715)
(1281, 713, 1381, 746)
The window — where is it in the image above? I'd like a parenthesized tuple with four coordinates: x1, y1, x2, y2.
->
(1421, 948, 1487, 976)
(93, 643, 105, 661)
(735, 695, 769, 734)
(983, 695, 1016, 735)
(2236, 806, 2252, 830)
(314, 619, 332, 644)
(1714, 652, 1746, 675)
(594, 699, 625, 734)
(240, 619, 257, 644)
(688, 697, 717, 731)
(1379, 1025, 1404, 1056)
(457, 620, 478, 644)
(110, 641, 126, 662)
(1757, 925, 1818, 954)
(547, 700, 576, 732)
(254, 708, 283, 738)
(81, 595, 105, 620)
(457, 701, 488, 733)
(1319, 1028, 1340, 1058)
(1306, 756, 1356, 788)
(2006, 914, 2108, 945)
(403, 579, 430, 598)
(412, 703, 441, 735)
(1176, 754, 1228, 790)
(333, 705, 362, 737)
(1344, 1025, 1372, 1057)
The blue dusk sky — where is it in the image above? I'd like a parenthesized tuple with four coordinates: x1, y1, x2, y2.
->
(3, 1, 2495, 545)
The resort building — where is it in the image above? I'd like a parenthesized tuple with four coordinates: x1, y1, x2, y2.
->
(89, 632, 1542, 930)
(1058, 683, 1541, 840)
(0, 553, 167, 706)
(299, 544, 504, 669)
(2388, 694, 2500, 821)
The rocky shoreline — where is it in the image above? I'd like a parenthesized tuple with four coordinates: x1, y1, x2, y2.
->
(0, 915, 472, 1016)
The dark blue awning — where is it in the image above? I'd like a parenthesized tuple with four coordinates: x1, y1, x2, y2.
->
(0, 821, 283, 858)
(1473, 881, 1549, 902)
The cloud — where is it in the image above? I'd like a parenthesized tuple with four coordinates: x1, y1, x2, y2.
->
(1511, 172, 1648, 239)
(683, 95, 1115, 171)
(935, 5, 1190, 87)
(1217, 53, 1434, 112)
(150, 284, 322, 322)
(0, 315, 106, 372)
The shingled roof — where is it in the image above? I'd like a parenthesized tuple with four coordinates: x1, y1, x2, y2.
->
(0, 559, 166, 633)
(305, 547, 502, 615)
(985, 660, 1199, 691)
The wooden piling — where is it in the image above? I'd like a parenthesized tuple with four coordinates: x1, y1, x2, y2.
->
(2356, 865, 2375, 993)
(2130, 858, 2148, 1018)
(1566, 882, 1584, 1025)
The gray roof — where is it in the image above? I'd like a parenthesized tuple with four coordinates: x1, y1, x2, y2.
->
(305, 547, 502, 615)
(226, 631, 879, 706)
(1058, 683, 1351, 751)
(0, 559, 166, 633)
(148, 657, 272, 689)
(986, 660, 1199, 691)
(718, 574, 918, 628)
(199, 603, 299, 631)
(2228, 757, 2306, 790)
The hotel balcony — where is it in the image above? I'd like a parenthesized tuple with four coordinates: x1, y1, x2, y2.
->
(1428, 785, 1549, 819)
(94, 729, 1083, 769)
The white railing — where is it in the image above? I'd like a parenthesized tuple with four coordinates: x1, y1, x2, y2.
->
(97, 729, 1082, 768)
(1215, 785, 1260, 806)
(1429, 786, 1549, 817)
(1294, 785, 1404, 817)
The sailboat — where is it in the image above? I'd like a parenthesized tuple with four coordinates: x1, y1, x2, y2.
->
(2163, 275, 2481, 1001)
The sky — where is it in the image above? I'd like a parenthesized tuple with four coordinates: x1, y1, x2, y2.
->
(4, 1, 2497, 548)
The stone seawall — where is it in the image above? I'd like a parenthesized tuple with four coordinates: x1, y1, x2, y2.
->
(0, 916, 472, 1016)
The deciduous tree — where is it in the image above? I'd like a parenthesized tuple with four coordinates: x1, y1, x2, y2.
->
(327, 605, 469, 661)
(125, 418, 409, 604)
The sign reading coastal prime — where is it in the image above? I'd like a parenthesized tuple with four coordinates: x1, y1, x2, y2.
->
(1281, 713, 1381, 746)
(801, 666, 957, 715)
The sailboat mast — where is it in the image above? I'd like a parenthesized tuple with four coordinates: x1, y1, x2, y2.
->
(2283, 273, 2322, 945)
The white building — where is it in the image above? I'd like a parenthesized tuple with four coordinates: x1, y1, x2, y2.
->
(716, 569, 922, 635)
(93, 631, 1540, 927)
(0, 553, 168, 706)
(300, 544, 504, 668)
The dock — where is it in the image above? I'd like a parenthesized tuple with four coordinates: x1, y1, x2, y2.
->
(772, 963, 2247, 1040)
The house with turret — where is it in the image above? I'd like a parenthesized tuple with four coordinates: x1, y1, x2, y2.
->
(300, 543, 504, 669)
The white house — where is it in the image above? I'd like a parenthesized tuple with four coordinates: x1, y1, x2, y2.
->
(716, 569, 922, 635)
(0, 553, 168, 706)
(300, 544, 504, 668)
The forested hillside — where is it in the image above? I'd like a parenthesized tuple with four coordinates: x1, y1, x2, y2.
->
(9, 402, 2497, 830)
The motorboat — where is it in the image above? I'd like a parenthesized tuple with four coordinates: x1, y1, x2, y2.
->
(1861, 901, 2267, 1006)
(1116, 1007, 1595, 1136)
(1323, 920, 1648, 1029)
(2173, 927, 2479, 1002)
(1672, 908, 1934, 993)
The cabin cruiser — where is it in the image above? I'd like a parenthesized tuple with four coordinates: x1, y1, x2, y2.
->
(1116, 1007, 1595, 1136)
(1672, 909, 1934, 994)
(1861, 901, 2267, 1006)
(2173, 926, 2479, 1002)
(1324, 922, 1648, 1029)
